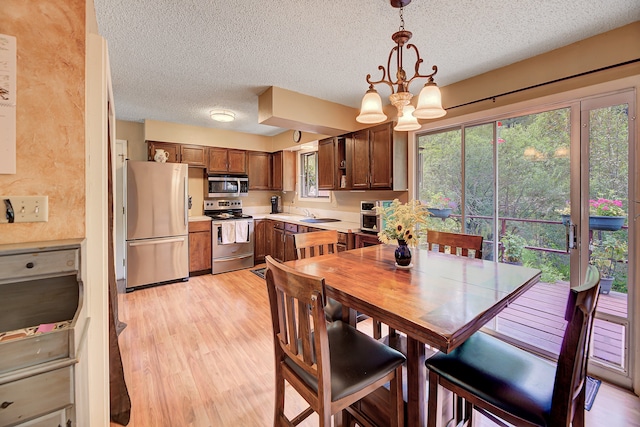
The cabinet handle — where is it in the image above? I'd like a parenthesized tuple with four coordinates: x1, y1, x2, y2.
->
(0, 401, 13, 409)
(26, 262, 34, 269)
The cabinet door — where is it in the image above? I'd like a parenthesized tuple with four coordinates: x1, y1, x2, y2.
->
(180, 145, 208, 167)
(208, 147, 228, 173)
(254, 219, 269, 263)
(148, 141, 180, 163)
(227, 149, 247, 173)
(350, 130, 370, 189)
(247, 152, 271, 190)
(188, 221, 211, 273)
(369, 123, 393, 189)
(271, 151, 283, 191)
(284, 232, 297, 261)
(272, 227, 285, 262)
(317, 137, 336, 190)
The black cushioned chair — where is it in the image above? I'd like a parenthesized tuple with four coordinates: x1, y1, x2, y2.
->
(265, 255, 406, 427)
(426, 265, 600, 427)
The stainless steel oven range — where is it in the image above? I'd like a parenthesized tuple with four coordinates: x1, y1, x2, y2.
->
(204, 199, 255, 274)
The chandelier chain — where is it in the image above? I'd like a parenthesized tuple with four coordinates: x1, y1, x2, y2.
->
(399, 7, 405, 31)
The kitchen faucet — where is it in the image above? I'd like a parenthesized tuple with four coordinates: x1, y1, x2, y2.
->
(302, 208, 315, 218)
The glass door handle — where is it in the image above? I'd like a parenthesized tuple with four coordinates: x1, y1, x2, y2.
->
(565, 222, 577, 252)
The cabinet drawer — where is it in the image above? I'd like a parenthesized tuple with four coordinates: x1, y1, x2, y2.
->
(0, 329, 71, 375)
(284, 223, 297, 233)
(188, 220, 211, 233)
(0, 367, 72, 426)
(0, 250, 78, 283)
(272, 221, 284, 230)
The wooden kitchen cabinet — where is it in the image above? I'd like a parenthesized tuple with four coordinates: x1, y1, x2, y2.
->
(271, 221, 285, 262)
(247, 151, 271, 190)
(317, 137, 336, 190)
(208, 147, 246, 174)
(180, 144, 208, 167)
(271, 151, 296, 192)
(349, 123, 393, 190)
(188, 220, 212, 274)
(254, 219, 271, 263)
(350, 129, 370, 189)
(284, 222, 298, 261)
(147, 140, 180, 163)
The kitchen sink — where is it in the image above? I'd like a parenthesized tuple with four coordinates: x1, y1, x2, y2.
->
(300, 218, 341, 223)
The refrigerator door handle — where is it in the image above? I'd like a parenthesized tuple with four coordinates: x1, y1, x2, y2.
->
(184, 176, 189, 226)
(129, 237, 186, 247)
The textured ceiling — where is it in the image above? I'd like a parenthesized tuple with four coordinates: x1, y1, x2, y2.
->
(94, 0, 640, 137)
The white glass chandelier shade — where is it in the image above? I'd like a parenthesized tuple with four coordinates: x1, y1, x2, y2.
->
(210, 109, 235, 122)
(356, 88, 388, 124)
(394, 105, 421, 131)
(413, 82, 446, 119)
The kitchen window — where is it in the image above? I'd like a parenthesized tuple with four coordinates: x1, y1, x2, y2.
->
(300, 151, 329, 199)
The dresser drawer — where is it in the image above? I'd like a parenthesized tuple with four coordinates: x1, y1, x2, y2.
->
(0, 367, 73, 426)
(284, 223, 297, 233)
(0, 328, 71, 375)
(0, 249, 78, 283)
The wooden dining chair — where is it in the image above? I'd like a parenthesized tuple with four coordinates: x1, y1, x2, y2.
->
(265, 256, 406, 427)
(426, 229, 483, 259)
(426, 265, 601, 427)
(293, 230, 343, 322)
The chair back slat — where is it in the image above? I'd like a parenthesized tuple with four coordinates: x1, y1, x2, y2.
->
(266, 256, 330, 384)
(426, 230, 483, 259)
(550, 265, 600, 425)
(294, 230, 339, 260)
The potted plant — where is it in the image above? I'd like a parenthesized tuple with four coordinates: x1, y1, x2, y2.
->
(590, 235, 627, 294)
(376, 199, 430, 267)
(423, 192, 455, 218)
(500, 232, 526, 265)
(589, 198, 626, 231)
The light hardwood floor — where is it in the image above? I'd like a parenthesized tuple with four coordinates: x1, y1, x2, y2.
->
(112, 268, 640, 427)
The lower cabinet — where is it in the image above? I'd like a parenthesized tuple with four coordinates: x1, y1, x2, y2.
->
(256, 220, 355, 264)
(188, 220, 212, 274)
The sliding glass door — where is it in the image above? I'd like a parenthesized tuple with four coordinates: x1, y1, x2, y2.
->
(416, 90, 635, 387)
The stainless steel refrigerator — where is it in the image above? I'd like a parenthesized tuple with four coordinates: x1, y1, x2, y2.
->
(125, 161, 189, 289)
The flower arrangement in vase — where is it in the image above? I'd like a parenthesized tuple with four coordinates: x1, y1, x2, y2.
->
(376, 199, 431, 267)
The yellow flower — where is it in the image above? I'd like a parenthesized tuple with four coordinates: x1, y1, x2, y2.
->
(375, 199, 430, 247)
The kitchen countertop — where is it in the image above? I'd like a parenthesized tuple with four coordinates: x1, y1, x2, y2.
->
(253, 213, 362, 234)
(188, 216, 212, 222)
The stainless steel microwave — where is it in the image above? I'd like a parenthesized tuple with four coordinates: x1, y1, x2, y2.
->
(207, 175, 249, 198)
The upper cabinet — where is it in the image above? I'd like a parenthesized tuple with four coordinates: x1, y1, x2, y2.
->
(180, 144, 208, 167)
(208, 147, 247, 174)
(317, 122, 406, 191)
(317, 137, 336, 190)
(271, 151, 296, 192)
(148, 140, 180, 163)
(247, 151, 271, 190)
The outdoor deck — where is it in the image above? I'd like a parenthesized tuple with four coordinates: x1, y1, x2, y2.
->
(495, 280, 627, 367)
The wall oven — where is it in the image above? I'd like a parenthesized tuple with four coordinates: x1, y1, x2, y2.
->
(207, 174, 249, 198)
(360, 200, 392, 233)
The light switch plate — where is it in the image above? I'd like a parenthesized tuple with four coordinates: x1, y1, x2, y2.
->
(0, 196, 49, 223)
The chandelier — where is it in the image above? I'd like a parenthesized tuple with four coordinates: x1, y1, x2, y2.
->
(356, 0, 446, 131)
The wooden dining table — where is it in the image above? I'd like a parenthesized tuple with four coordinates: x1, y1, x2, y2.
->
(285, 244, 542, 427)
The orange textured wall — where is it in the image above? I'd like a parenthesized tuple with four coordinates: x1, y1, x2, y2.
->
(0, 0, 85, 244)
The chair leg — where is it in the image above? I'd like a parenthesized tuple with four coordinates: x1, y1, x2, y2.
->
(389, 365, 404, 427)
(572, 385, 586, 427)
(274, 363, 286, 426)
(427, 370, 439, 427)
(373, 319, 382, 340)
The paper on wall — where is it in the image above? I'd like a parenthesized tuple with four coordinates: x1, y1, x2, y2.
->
(0, 33, 16, 174)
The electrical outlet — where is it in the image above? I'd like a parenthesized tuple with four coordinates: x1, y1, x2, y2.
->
(0, 196, 48, 223)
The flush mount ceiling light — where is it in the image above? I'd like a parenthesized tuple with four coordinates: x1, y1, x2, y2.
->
(210, 109, 235, 122)
(356, 0, 446, 130)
